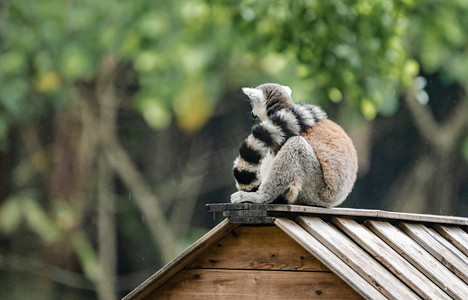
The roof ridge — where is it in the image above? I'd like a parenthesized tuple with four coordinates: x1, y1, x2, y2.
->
(206, 203, 468, 226)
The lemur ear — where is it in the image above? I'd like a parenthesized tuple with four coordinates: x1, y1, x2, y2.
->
(282, 85, 292, 96)
(242, 87, 264, 103)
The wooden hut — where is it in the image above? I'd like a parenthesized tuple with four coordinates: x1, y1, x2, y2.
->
(123, 203, 468, 299)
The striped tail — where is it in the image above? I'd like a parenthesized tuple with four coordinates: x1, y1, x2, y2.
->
(233, 103, 327, 192)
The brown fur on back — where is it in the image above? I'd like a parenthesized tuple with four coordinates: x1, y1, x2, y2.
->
(301, 119, 358, 202)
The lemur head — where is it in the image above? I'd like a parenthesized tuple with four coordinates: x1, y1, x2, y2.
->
(242, 83, 294, 122)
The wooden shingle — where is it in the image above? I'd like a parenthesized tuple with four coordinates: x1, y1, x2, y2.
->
(124, 204, 468, 300)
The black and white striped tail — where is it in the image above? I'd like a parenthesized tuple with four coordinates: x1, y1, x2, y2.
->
(233, 103, 327, 191)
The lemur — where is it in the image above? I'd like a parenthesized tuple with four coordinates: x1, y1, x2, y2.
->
(231, 83, 358, 207)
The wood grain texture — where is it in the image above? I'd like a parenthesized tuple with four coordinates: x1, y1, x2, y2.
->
(127, 206, 468, 300)
(297, 216, 420, 300)
(275, 218, 385, 300)
(367, 220, 468, 299)
(189, 225, 328, 271)
(152, 268, 362, 300)
(400, 222, 468, 284)
(123, 219, 239, 300)
(434, 224, 468, 256)
(332, 217, 450, 300)
(206, 203, 468, 225)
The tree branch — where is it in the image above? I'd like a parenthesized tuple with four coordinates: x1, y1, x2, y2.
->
(168, 139, 212, 234)
(95, 55, 118, 300)
(103, 131, 178, 261)
(403, 92, 441, 147)
(0, 253, 166, 292)
(443, 94, 468, 142)
(404, 91, 468, 153)
(79, 72, 178, 263)
(0, 253, 94, 290)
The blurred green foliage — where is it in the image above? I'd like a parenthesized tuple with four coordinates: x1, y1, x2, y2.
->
(1, 0, 422, 140)
(2, 0, 467, 133)
(230, 0, 417, 119)
(405, 0, 468, 158)
(407, 0, 468, 81)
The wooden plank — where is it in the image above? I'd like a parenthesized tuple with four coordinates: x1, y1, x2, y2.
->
(153, 268, 362, 299)
(227, 216, 276, 224)
(223, 210, 267, 217)
(297, 216, 420, 300)
(206, 203, 257, 212)
(123, 219, 239, 300)
(367, 220, 468, 299)
(275, 218, 387, 300)
(434, 224, 468, 257)
(205, 203, 468, 226)
(400, 222, 468, 284)
(189, 226, 328, 271)
(269, 205, 468, 225)
(332, 217, 451, 300)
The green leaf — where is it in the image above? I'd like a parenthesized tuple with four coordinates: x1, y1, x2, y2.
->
(377, 93, 399, 116)
(120, 31, 141, 58)
(71, 232, 100, 281)
(134, 51, 162, 73)
(23, 197, 62, 242)
(0, 51, 26, 74)
(361, 98, 377, 120)
(53, 201, 81, 231)
(402, 59, 420, 87)
(60, 45, 96, 81)
(141, 99, 172, 130)
(0, 79, 28, 118)
(328, 87, 343, 103)
(0, 196, 23, 233)
(173, 79, 214, 133)
(138, 12, 170, 39)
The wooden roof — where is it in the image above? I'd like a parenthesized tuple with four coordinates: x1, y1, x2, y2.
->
(124, 204, 468, 299)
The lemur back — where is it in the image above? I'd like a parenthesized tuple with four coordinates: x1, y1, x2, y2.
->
(301, 119, 358, 206)
(231, 83, 358, 207)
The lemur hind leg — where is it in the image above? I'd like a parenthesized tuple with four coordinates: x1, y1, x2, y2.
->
(231, 136, 326, 205)
(260, 136, 326, 204)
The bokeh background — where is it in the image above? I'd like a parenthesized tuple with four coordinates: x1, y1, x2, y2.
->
(1, 0, 468, 299)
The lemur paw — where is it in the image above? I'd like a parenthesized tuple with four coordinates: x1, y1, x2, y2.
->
(230, 191, 265, 204)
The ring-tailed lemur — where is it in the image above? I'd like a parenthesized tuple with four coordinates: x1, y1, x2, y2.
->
(231, 83, 358, 207)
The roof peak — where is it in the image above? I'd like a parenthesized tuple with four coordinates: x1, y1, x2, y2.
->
(206, 203, 468, 226)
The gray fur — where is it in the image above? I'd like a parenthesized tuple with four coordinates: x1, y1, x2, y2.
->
(231, 136, 331, 206)
(232, 102, 326, 192)
(232, 83, 358, 207)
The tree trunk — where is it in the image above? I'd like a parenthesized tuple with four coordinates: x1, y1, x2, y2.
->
(97, 154, 117, 300)
(383, 93, 468, 214)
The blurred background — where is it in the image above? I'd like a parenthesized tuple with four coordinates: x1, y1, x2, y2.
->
(1, 0, 468, 299)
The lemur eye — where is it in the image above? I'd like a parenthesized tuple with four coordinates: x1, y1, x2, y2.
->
(251, 111, 258, 119)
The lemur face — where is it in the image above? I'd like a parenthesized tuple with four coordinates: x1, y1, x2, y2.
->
(242, 87, 268, 121)
(242, 84, 293, 122)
